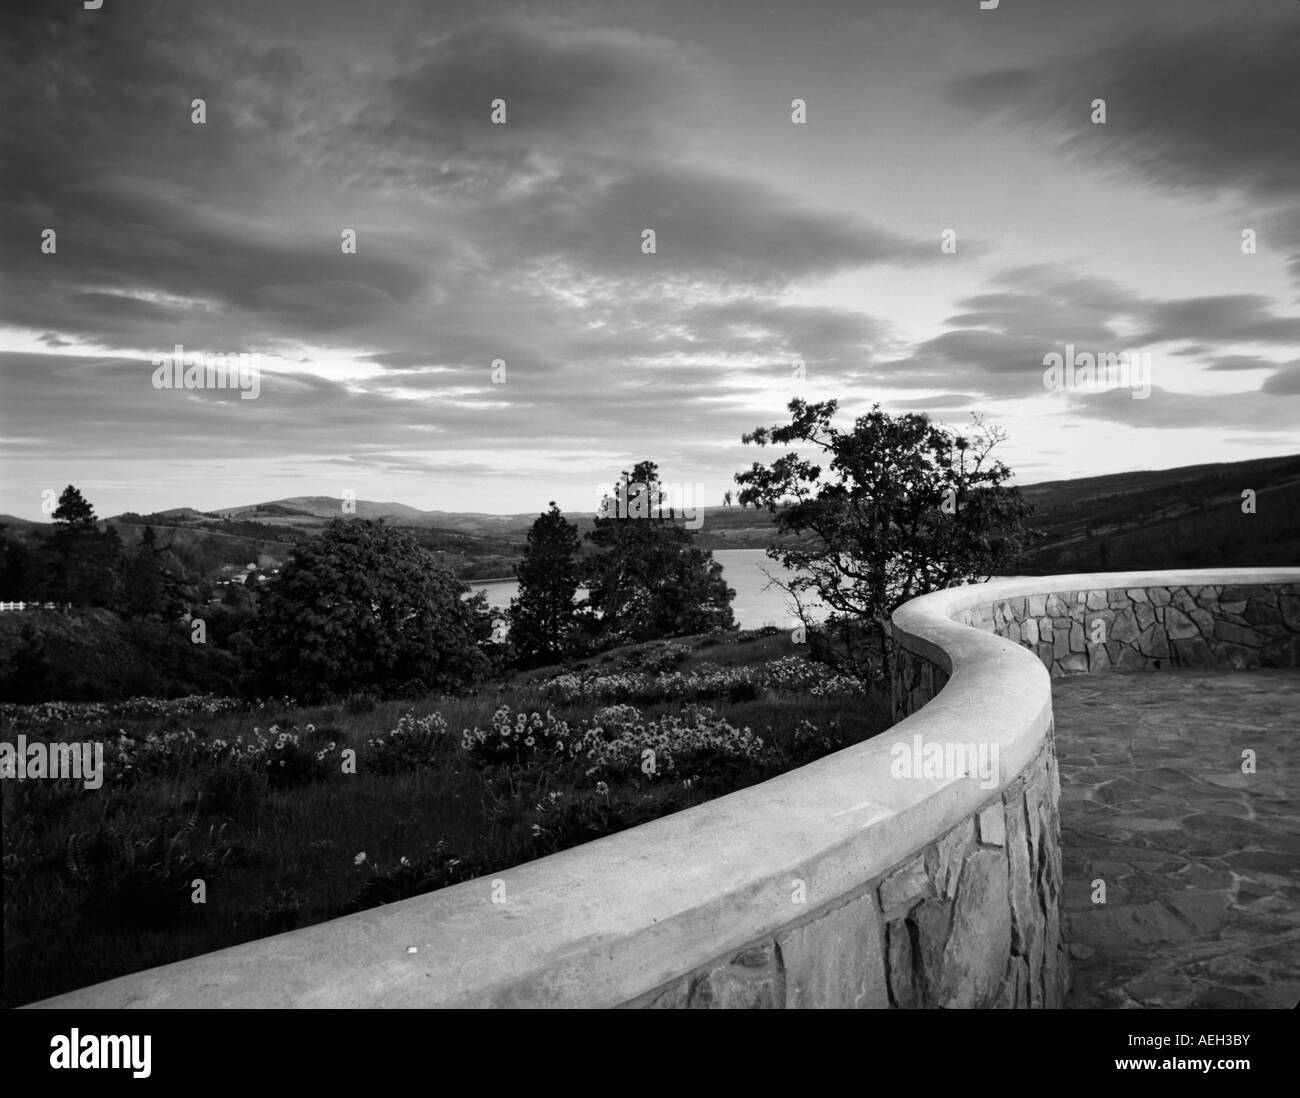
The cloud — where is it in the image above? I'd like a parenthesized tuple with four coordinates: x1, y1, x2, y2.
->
(946, 12, 1300, 295)
(1068, 385, 1299, 431)
(947, 15, 1300, 204)
(1136, 296, 1300, 347)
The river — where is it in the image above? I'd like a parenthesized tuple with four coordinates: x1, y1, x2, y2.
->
(469, 548, 829, 629)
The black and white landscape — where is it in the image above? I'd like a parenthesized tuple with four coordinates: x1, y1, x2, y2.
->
(1, 0, 1298, 1036)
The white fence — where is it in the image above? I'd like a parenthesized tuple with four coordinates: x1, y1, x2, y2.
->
(0, 601, 67, 611)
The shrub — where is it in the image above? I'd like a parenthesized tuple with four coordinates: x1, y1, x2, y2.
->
(364, 712, 450, 774)
(63, 815, 243, 929)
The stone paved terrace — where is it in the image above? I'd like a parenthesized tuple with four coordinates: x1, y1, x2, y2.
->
(1056, 669, 1300, 1009)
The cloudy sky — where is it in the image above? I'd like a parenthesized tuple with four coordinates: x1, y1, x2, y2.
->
(2, 0, 1298, 520)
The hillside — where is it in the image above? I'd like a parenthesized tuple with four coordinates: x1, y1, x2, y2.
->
(5, 453, 1296, 584)
(1017, 453, 1300, 573)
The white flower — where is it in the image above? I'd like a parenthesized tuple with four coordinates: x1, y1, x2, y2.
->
(354, 851, 367, 865)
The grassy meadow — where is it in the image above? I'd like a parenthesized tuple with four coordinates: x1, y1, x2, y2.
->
(1, 628, 888, 1006)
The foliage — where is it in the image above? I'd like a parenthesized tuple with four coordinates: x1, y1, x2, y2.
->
(735, 400, 1037, 677)
(584, 460, 735, 644)
(246, 519, 490, 701)
(509, 502, 583, 666)
(363, 711, 450, 774)
(0, 622, 60, 703)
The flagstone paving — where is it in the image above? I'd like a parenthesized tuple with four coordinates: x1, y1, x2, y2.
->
(1054, 669, 1300, 1009)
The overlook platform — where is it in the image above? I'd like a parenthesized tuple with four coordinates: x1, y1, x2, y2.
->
(27, 568, 1300, 1010)
(1056, 669, 1300, 1009)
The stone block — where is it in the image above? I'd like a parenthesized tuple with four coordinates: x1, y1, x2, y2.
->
(690, 944, 779, 1008)
(1172, 636, 1215, 668)
(1281, 596, 1300, 631)
(1069, 621, 1085, 652)
(1262, 635, 1300, 666)
(1149, 587, 1172, 606)
(644, 979, 692, 1008)
(1135, 602, 1156, 631)
(927, 817, 975, 900)
(1214, 620, 1262, 646)
(977, 802, 1006, 847)
(931, 849, 1011, 1009)
(1164, 606, 1200, 640)
(912, 896, 955, 1004)
(1053, 625, 1071, 659)
(1243, 598, 1281, 625)
(1086, 589, 1107, 610)
(1022, 618, 1038, 646)
(885, 918, 920, 1008)
(1086, 643, 1111, 671)
(1136, 624, 1170, 658)
(878, 854, 932, 913)
(1045, 593, 1067, 617)
(1059, 653, 1088, 673)
(1115, 646, 1147, 671)
(1217, 643, 1259, 669)
(1004, 794, 1039, 960)
(1110, 610, 1139, 644)
(1028, 593, 1046, 617)
(1127, 588, 1150, 603)
(779, 894, 889, 1008)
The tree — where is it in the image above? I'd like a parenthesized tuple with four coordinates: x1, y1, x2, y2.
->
(734, 400, 1037, 680)
(52, 485, 96, 529)
(0, 526, 37, 597)
(509, 502, 582, 666)
(247, 519, 489, 700)
(120, 539, 167, 618)
(45, 486, 121, 607)
(0, 623, 60, 703)
(584, 461, 734, 645)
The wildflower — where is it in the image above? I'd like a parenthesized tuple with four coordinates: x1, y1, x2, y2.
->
(595, 781, 609, 796)
(354, 852, 367, 865)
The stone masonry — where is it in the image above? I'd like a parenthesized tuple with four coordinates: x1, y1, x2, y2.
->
(960, 583, 1300, 677)
(629, 733, 1067, 1008)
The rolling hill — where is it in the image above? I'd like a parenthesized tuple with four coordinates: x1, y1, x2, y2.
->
(5, 452, 1296, 582)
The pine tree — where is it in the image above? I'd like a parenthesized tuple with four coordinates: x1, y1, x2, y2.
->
(585, 461, 734, 645)
(52, 485, 96, 528)
(508, 502, 582, 665)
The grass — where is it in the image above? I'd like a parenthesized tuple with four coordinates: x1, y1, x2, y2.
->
(2, 631, 889, 1007)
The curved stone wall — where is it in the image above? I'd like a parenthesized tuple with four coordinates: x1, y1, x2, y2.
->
(32, 569, 1295, 1010)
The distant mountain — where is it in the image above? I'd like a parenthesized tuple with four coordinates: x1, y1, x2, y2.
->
(8, 452, 1293, 579)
